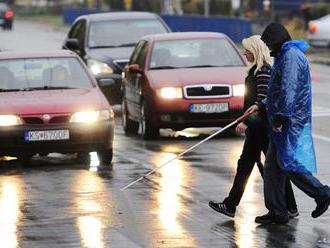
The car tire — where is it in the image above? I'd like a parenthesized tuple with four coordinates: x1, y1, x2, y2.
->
(17, 154, 33, 165)
(122, 98, 139, 134)
(77, 152, 91, 164)
(139, 100, 159, 139)
(97, 149, 113, 164)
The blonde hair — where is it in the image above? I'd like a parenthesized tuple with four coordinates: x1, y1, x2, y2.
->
(242, 35, 272, 75)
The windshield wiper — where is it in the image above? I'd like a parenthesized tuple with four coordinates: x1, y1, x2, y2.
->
(89, 45, 117, 49)
(23, 86, 76, 91)
(183, 65, 219, 68)
(116, 42, 137, 47)
(150, 66, 180, 70)
(0, 88, 24, 92)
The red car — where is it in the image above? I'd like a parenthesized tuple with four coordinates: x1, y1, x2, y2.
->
(0, 51, 114, 163)
(122, 32, 246, 139)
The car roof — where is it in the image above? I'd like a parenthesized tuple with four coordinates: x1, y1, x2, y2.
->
(0, 50, 78, 60)
(142, 32, 228, 42)
(81, 11, 161, 22)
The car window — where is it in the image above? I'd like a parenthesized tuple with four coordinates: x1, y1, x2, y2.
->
(136, 41, 148, 68)
(77, 20, 86, 48)
(0, 58, 93, 90)
(69, 21, 82, 39)
(149, 38, 244, 69)
(88, 19, 168, 48)
(129, 41, 144, 65)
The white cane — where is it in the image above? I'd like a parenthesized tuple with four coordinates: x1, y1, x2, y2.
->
(120, 112, 251, 191)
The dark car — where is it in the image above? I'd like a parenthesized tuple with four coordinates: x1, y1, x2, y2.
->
(63, 12, 171, 105)
(0, 51, 115, 164)
(122, 32, 246, 139)
(0, 3, 14, 30)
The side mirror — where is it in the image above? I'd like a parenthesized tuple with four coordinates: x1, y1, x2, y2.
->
(98, 78, 115, 88)
(128, 64, 143, 74)
(65, 38, 80, 51)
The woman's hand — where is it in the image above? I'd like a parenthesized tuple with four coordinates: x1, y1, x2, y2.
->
(245, 104, 259, 115)
(236, 122, 248, 134)
(272, 125, 283, 133)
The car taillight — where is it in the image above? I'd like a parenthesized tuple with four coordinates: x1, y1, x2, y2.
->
(5, 10, 14, 19)
(309, 22, 317, 34)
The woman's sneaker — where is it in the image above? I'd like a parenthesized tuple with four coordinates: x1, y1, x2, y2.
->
(208, 201, 235, 218)
(288, 209, 299, 218)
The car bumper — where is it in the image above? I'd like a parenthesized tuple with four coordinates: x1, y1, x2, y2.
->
(98, 74, 122, 105)
(307, 37, 330, 47)
(149, 96, 244, 129)
(0, 120, 114, 156)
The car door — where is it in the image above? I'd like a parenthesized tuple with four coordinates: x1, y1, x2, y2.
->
(125, 40, 148, 119)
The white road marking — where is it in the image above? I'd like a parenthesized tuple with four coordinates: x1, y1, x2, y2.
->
(313, 133, 330, 143)
(313, 106, 330, 117)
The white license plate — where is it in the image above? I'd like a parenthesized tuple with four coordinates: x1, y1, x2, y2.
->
(190, 103, 229, 113)
(24, 130, 70, 141)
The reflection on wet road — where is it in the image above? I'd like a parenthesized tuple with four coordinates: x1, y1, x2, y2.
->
(0, 20, 330, 247)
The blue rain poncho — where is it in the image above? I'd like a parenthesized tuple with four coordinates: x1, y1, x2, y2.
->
(265, 40, 317, 174)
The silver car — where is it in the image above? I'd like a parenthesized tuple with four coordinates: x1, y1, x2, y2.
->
(307, 15, 330, 48)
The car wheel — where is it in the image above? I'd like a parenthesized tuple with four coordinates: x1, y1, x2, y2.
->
(122, 98, 139, 134)
(139, 100, 159, 139)
(77, 152, 91, 164)
(97, 149, 113, 164)
(17, 154, 33, 164)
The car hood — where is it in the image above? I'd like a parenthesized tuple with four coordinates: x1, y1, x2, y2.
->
(88, 47, 135, 62)
(146, 66, 247, 88)
(0, 88, 108, 115)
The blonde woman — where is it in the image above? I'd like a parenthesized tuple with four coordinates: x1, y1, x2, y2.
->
(209, 35, 298, 218)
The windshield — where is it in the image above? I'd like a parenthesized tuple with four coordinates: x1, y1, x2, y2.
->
(149, 38, 244, 69)
(88, 19, 168, 48)
(0, 57, 93, 91)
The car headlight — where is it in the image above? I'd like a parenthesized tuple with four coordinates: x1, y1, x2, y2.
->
(0, 115, 22, 127)
(232, 84, 245, 97)
(70, 110, 113, 123)
(157, 87, 182, 99)
(87, 60, 113, 75)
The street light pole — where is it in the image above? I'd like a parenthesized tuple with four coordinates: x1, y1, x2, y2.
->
(204, 0, 210, 17)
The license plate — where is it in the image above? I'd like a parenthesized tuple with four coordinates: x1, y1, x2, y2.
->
(24, 130, 70, 141)
(190, 103, 229, 113)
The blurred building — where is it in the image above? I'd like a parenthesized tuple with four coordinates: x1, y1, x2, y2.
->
(254, 0, 330, 16)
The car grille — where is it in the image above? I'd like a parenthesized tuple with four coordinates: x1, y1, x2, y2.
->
(23, 117, 43, 125)
(22, 115, 70, 125)
(49, 116, 70, 124)
(184, 84, 231, 99)
(113, 59, 129, 71)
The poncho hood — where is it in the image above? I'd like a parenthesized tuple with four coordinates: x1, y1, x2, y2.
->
(282, 40, 309, 54)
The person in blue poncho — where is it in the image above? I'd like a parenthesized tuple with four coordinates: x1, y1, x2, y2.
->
(247, 23, 330, 224)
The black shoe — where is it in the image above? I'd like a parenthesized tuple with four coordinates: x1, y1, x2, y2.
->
(288, 209, 299, 218)
(209, 201, 235, 218)
(312, 197, 330, 218)
(255, 212, 289, 224)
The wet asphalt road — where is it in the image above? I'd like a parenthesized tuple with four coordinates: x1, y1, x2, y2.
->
(0, 20, 330, 248)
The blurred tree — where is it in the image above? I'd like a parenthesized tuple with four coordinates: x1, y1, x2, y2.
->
(105, 0, 125, 10)
(131, 0, 161, 12)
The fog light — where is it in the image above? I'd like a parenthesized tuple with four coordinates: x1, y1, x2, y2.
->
(160, 114, 171, 122)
